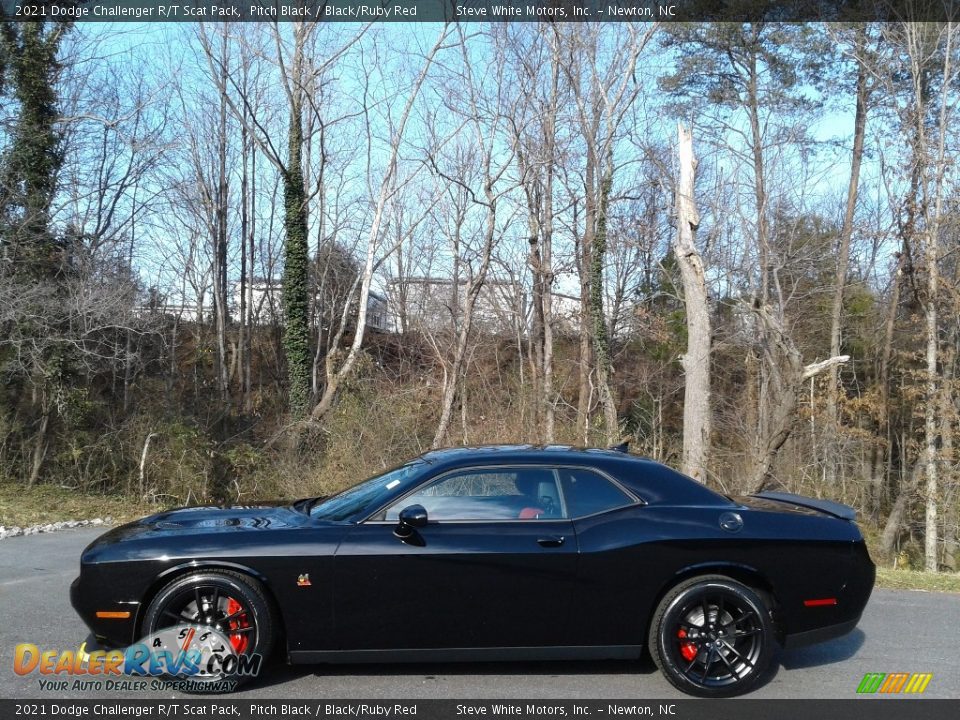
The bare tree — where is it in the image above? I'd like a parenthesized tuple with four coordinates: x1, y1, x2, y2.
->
(308, 24, 453, 422)
(872, 21, 959, 570)
(745, 303, 849, 492)
(673, 124, 711, 482)
(427, 27, 518, 448)
(561, 23, 658, 444)
(199, 21, 370, 419)
(824, 25, 873, 486)
(500, 25, 564, 443)
(906, 22, 957, 571)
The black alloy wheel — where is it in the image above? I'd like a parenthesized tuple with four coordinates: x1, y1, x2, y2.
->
(648, 575, 778, 697)
(142, 570, 274, 691)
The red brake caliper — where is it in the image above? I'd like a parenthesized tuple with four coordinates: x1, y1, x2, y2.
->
(677, 628, 697, 662)
(225, 598, 250, 654)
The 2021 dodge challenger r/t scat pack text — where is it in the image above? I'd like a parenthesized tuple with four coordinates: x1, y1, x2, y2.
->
(71, 444, 875, 697)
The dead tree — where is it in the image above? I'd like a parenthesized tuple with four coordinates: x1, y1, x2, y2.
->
(746, 303, 849, 493)
(673, 124, 711, 482)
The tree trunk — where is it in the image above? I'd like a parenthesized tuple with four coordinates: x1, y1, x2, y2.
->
(244, 99, 256, 414)
(826, 34, 869, 486)
(27, 408, 50, 487)
(282, 81, 312, 419)
(874, 253, 904, 519)
(938, 374, 956, 571)
(746, 51, 770, 306)
(591, 158, 618, 445)
(673, 124, 711, 482)
(746, 304, 849, 493)
(527, 206, 545, 439)
(432, 283, 480, 448)
(921, 22, 955, 571)
(138, 432, 157, 499)
(880, 485, 911, 559)
(239, 101, 249, 412)
(214, 29, 230, 406)
(576, 204, 593, 442)
(923, 288, 939, 571)
(517, 39, 560, 444)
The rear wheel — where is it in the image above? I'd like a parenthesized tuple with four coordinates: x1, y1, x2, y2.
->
(142, 570, 274, 692)
(648, 575, 778, 697)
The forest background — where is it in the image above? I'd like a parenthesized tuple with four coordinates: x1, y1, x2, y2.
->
(1, 16, 959, 576)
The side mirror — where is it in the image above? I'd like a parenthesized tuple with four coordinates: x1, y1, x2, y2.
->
(394, 504, 428, 539)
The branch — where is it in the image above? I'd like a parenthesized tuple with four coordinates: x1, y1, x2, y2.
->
(802, 356, 850, 381)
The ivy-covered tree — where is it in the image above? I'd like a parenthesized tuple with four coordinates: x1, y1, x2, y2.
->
(283, 88, 311, 419)
(0, 13, 78, 486)
(0, 17, 72, 279)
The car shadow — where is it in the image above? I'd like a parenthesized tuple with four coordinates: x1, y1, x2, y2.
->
(236, 633, 864, 694)
(240, 657, 658, 692)
(779, 628, 867, 670)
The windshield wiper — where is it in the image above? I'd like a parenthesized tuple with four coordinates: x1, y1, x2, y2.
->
(292, 497, 321, 514)
(304, 495, 329, 514)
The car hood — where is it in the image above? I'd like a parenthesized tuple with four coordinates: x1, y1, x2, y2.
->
(84, 503, 312, 551)
(144, 503, 309, 531)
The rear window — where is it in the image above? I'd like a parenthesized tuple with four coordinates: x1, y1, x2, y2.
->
(559, 468, 634, 517)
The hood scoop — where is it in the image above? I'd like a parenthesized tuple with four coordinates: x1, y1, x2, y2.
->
(154, 517, 244, 530)
(146, 505, 300, 532)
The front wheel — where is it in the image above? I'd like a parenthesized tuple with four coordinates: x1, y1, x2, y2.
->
(141, 570, 274, 692)
(648, 575, 779, 698)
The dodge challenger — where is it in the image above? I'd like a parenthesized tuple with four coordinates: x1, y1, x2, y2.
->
(71, 444, 875, 697)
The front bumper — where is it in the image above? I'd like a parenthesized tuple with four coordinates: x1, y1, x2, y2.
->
(70, 574, 140, 647)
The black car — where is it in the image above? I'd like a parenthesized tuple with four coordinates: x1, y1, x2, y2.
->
(71, 445, 875, 697)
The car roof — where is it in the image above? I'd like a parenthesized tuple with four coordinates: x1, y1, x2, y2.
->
(416, 445, 731, 507)
(420, 443, 630, 461)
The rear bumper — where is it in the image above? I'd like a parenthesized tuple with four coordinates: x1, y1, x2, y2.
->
(783, 616, 860, 649)
(774, 539, 874, 644)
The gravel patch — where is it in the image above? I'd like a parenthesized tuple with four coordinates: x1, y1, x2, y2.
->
(0, 517, 113, 540)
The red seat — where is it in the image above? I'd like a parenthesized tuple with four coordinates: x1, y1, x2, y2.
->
(518, 507, 544, 519)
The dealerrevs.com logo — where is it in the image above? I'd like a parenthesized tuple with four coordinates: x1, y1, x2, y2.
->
(14, 626, 262, 693)
(857, 672, 933, 694)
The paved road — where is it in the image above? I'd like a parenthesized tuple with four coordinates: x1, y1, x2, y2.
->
(0, 528, 957, 700)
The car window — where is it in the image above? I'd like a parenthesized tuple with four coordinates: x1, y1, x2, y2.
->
(310, 461, 426, 521)
(382, 467, 565, 521)
(559, 468, 633, 518)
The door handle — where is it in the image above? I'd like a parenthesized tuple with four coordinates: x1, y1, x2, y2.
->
(537, 536, 565, 548)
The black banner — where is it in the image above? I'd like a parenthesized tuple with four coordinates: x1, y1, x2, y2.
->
(5, 0, 960, 23)
(2, 700, 959, 720)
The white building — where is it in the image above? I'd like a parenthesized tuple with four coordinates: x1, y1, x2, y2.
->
(137, 281, 389, 332)
(389, 277, 526, 335)
(227, 279, 389, 331)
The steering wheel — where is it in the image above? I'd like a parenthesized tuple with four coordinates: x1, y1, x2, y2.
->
(538, 495, 557, 517)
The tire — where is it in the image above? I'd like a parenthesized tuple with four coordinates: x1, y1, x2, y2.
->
(141, 570, 274, 692)
(647, 574, 779, 698)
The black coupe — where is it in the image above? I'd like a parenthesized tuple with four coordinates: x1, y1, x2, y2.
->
(71, 445, 875, 697)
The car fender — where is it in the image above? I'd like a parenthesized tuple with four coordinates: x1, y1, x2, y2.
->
(648, 561, 779, 636)
(136, 559, 286, 641)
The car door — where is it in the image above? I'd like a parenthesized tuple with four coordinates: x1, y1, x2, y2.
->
(332, 465, 578, 652)
(560, 466, 649, 647)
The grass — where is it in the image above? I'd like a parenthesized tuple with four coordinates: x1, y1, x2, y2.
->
(0, 482, 166, 528)
(875, 567, 960, 593)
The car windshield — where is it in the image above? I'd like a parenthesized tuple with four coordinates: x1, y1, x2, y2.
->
(309, 461, 427, 522)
